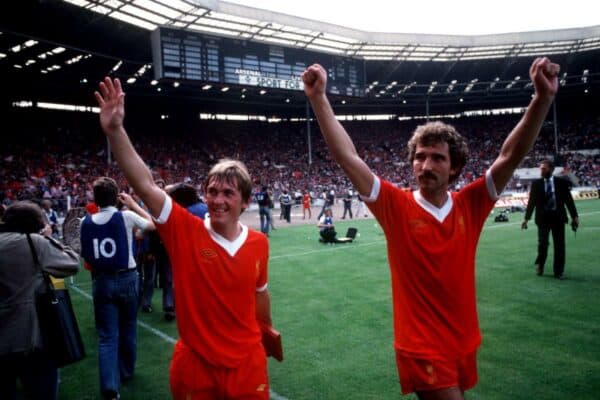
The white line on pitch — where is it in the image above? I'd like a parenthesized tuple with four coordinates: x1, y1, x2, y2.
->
(69, 284, 289, 400)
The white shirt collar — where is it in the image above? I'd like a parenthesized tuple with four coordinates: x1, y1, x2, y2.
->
(413, 190, 453, 222)
(204, 215, 248, 257)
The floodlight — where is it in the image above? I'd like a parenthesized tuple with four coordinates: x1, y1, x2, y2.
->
(110, 61, 123, 72)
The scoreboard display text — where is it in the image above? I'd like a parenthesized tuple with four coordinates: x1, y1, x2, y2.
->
(151, 27, 365, 97)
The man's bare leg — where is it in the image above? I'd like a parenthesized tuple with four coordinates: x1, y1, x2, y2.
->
(417, 387, 464, 400)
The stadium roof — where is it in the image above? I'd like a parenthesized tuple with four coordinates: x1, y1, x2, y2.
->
(61, 0, 600, 61)
(1, 1, 599, 119)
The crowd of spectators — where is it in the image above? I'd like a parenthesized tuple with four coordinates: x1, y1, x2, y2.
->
(2, 111, 598, 216)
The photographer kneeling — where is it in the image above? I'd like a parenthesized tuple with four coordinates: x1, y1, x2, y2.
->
(317, 208, 337, 243)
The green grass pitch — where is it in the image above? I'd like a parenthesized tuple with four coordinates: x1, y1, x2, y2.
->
(59, 200, 600, 399)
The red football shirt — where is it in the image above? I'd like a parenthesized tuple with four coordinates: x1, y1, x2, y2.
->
(302, 193, 311, 208)
(367, 175, 496, 359)
(157, 197, 268, 368)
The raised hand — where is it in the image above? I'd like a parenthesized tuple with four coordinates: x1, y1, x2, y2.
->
(94, 77, 125, 136)
(530, 57, 560, 101)
(302, 64, 327, 99)
(118, 192, 135, 208)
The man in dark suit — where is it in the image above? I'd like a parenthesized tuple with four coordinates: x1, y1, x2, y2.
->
(522, 159, 579, 279)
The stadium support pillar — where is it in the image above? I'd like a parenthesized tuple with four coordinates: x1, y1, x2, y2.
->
(552, 100, 559, 159)
(107, 137, 112, 165)
(306, 100, 312, 165)
(425, 96, 430, 121)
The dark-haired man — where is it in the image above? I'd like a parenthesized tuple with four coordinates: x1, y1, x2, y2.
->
(522, 159, 579, 279)
(255, 186, 272, 236)
(303, 57, 560, 399)
(80, 177, 155, 400)
(342, 189, 353, 219)
(279, 189, 293, 223)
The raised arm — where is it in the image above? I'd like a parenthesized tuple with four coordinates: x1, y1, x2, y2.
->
(94, 77, 165, 218)
(118, 192, 156, 231)
(490, 57, 560, 193)
(302, 64, 374, 196)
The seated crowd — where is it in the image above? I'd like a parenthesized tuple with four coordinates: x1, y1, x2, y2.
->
(1, 113, 598, 216)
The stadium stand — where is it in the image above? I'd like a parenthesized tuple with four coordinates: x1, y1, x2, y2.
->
(1, 112, 598, 217)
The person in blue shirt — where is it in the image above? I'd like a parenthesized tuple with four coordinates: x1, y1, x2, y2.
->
(254, 186, 272, 236)
(167, 183, 208, 220)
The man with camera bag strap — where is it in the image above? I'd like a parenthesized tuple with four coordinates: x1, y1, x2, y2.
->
(0, 201, 80, 400)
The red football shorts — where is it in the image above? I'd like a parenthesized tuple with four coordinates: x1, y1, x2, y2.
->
(170, 340, 269, 400)
(395, 350, 478, 395)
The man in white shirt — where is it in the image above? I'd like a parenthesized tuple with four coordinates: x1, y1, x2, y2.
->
(80, 177, 155, 400)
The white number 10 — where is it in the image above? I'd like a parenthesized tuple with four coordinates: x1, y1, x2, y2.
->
(92, 238, 117, 259)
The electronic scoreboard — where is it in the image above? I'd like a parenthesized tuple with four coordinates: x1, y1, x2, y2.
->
(151, 27, 365, 97)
